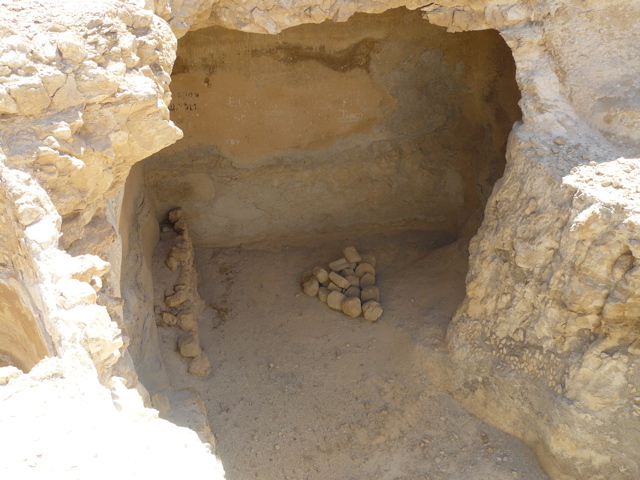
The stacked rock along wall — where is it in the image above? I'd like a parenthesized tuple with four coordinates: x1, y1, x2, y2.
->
(144, 7, 521, 248)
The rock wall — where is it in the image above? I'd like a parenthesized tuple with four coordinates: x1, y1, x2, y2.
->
(145, 7, 520, 247)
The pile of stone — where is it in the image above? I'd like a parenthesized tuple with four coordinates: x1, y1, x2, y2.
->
(301, 246, 383, 322)
(157, 208, 210, 377)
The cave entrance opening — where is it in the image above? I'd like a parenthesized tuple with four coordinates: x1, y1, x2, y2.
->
(134, 7, 533, 480)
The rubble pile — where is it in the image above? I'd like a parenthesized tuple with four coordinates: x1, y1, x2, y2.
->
(301, 246, 383, 322)
(157, 208, 211, 377)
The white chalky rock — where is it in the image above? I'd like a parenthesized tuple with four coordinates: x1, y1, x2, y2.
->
(343, 246, 362, 263)
(355, 262, 375, 278)
(329, 271, 351, 289)
(178, 332, 201, 358)
(345, 286, 361, 298)
(312, 266, 329, 284)
(362, 301, 383, 322)
(342, 297, 362, 318)
(302, 277, 319, 297)
(360, 273, 376, 288)
(327, 291, 346, 311)
(361, 286, 380, 303)
(318, 287, 329, 303)
(329, 257, 349, 271)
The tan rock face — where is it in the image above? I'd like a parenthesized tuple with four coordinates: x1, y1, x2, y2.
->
(146, 8, 520, 248)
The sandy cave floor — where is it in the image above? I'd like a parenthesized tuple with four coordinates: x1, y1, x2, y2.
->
(156, 231, 550, 480)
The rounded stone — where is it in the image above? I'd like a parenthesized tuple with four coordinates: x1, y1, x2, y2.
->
(318, 287, 329, 303)
(343, 246, 362, 264)
(362, 301, 383, 322)
(355, 262, 375, 278)
(302, 277, 319, 297)
(327, 291, 346, 311)
(361, 286, 380, 303)
(342, 297, 362, 318)
(360, 273, 376, 288)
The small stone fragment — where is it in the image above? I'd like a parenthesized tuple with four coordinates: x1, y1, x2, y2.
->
(345, 275, 360, 287)
(360, 273, 375, 288)
(361, 286, 380, 303)
(302, 277, 319, 297)
(360, 254, 376, 268)
(168, 208, 183, 224)
(329, 257, 350, 272)
(178, 313, 197, 331)
(318, 287, 329, 303)
(355, 263, 375, 278)
(188, 353, 211, 377)
(343, 246, 362, 263)
(169, 243, 190, 262)
(162, 312, 177, 326)
(342, 268, 356, 277)
(329, 271, 351, 289)
(174, 218, 187, 233)
(345, 286, 361, 298)
(342, 297, 362, 318)
(327, 291, 346, 311)
(165, 289, 188, 307)
(312, 266, 329, 284)
(327, 282, 342, 291)
(166, 256, 180, 271)
(178, 332, 201, 358)
(362, 301, 383, 321)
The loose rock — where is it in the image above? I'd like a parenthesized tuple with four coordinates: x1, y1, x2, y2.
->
(178, 332, 201, 358)
(312, 266, 329, 284)
(355, 262, 375, 278)
(302, 277, 319, 297)
(360, 273, 376, 288)
(342, 297, 362, 318)
(188, 353, 211, 377)
(328, 257, 349, 272)
(345, 286, 361, 298)
(327, 282, 342, 291)
(346, 275, 360, 287)
(362, 301, 383, 321)
(168, 208, 183, 224)
(166, 256, 180, 271)
(327, 291, 346, 311)
(343, 246, 362, 263)
(178, 313, 197, 331)
(162, 312, 177, 326)
(329, 271, 351, 289)
(361, 286, 380, 303)
(318, 287, 329, 303)
(165, 289, 188, 308)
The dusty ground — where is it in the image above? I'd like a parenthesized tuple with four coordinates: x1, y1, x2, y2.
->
(156, 231, 550, 480)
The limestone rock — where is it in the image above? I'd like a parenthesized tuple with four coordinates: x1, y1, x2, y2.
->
(317, 287, 329, 303)
(329, 271, 351, 289)
(177, 314, 197, 331)
(327, 291, 346, 311)
(188, 353, 211, 377)
(344, 286, 361, 298)
(177, 333, 201, 358)
(345, 275, 360, 287)
(168, 208, 183, 224)
(342, 297, 362, 318)
(312, 266, 329, 284)
(355, 263, 375, 278)
(327, 282, 342, 292)
(361, 286, 380, 303)
(360, 273, 376, 289)
(161, 312, 177, 326)
(302, 277, 319, 297)
(166, 256, 180, 271)
(165, 289, 188, 308)
(328, 257, 349, 272)
(343, 246, 362, 263)
(362, 301, 383, 322)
